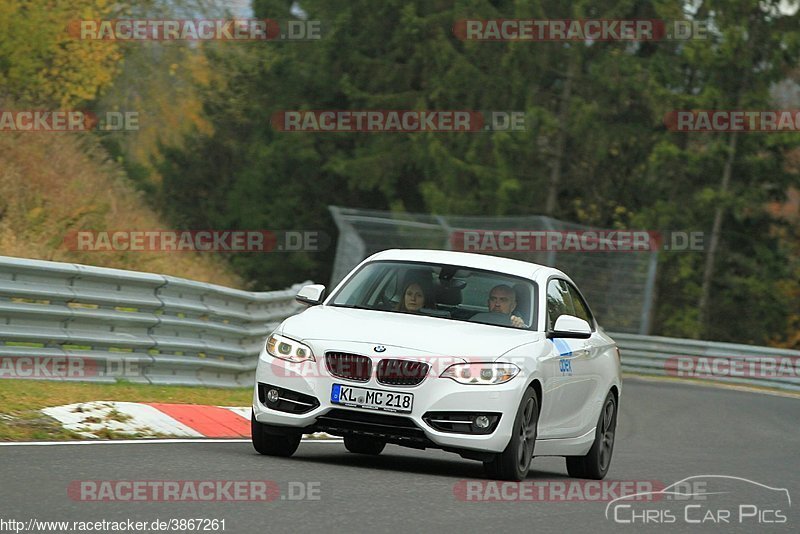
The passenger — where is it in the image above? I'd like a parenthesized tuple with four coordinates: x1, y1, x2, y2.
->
(488, 284, 527, 328)
(397, 276, 434, 313)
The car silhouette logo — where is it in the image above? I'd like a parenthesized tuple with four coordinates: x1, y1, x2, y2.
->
(374, 345, 386, 352)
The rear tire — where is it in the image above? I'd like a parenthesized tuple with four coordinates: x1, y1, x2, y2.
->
(565, 391, 617, 479)
(251, 411, 301, 457)
(483, 388, 538, 481)
(344, 435, 386, 455)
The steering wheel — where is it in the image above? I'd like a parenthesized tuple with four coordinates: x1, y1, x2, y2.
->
(468, 311, 513, 326)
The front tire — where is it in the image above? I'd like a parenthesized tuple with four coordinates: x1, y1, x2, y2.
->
(251, 411, 301, 457)
(344, 435, 386, 455)
(565, 391, 617, 479)
(483, 388, 538, 481)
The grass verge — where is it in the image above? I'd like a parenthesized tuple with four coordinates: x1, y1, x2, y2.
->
(0, 379, 251, 441)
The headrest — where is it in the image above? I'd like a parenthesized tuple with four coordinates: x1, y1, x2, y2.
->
(436, 285, 462, 306)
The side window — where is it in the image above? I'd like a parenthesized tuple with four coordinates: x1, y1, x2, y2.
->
(546, 279, 574, 330)
(566, 282, 594, 328)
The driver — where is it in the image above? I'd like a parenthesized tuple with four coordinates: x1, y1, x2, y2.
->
(488, 285, 527, 328)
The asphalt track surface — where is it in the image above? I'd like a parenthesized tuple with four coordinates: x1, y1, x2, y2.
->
(1, 378, 798, 534)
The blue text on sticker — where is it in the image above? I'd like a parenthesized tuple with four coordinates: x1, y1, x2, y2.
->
(552, 337, 573, 357)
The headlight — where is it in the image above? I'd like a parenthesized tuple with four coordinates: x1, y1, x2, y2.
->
(440, 362, 520, 385)
(266, 333, 315, 363)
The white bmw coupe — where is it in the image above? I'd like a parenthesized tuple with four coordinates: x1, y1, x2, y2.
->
(252, 249, 621, 481)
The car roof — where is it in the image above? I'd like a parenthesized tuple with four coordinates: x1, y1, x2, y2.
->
(364, 249, 565, 282)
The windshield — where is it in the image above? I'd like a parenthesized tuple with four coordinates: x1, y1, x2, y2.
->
(330, 261, 538, 330)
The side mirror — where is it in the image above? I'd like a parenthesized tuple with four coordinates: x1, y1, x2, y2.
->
(296, 284, 326, 306)
(547, 315, 592, 339)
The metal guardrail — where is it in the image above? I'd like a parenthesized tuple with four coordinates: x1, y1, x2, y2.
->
(0, 256, 308, 387)
(613, 332, 800, 393)
(1, 256, 797, 392)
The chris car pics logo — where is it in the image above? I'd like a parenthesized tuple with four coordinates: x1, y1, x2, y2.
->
(605, 475, 790, 525)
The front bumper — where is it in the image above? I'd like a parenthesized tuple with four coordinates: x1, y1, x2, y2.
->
(251, 347, 525, 454)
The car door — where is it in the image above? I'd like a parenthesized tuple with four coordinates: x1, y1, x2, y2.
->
(537, 278, 594, 439)
(562, 280, 612, 433)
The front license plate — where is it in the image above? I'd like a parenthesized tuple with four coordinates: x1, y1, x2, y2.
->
(331, 384, 413, 413)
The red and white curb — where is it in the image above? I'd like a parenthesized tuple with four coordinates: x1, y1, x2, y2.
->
(41, 402, 335, 440)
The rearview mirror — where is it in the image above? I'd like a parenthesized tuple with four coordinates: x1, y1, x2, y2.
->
(296, 284, 326, 306)
(547, 315, 592, 339)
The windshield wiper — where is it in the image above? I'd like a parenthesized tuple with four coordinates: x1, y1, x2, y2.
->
(332, 304, 377, 311)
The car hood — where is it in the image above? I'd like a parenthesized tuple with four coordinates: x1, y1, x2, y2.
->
(279, 305, 543, 359)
